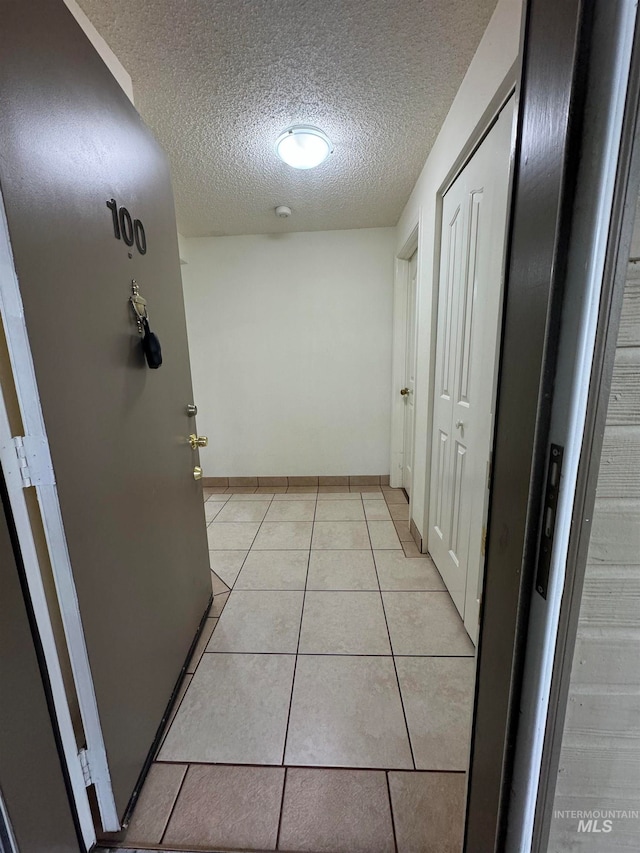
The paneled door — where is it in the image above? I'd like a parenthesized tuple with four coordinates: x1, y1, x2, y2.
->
(428, 99, 513, 640)
(0, 0, 211, 826)
(402, 251, 419, 494)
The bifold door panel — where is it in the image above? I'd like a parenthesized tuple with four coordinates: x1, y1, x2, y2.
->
(428, 100, 513, 640)
(0, 0, 211, 824)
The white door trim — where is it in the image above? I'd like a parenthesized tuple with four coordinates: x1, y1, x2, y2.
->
(390, 226, 419, 489)
(0, 189, 119, 834)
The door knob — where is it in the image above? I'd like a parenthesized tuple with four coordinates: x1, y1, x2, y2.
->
(186, 403, 198, 416)
(455, 420, 464, 430)
(193, 466, 203, 480)
(400, 388, 410, 396)
(189, 434, 209, 449)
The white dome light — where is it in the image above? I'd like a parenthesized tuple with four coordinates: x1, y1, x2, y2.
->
(275, 125, 332, 169)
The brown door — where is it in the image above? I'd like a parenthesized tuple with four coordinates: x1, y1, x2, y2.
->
(0, 0, 211, 820)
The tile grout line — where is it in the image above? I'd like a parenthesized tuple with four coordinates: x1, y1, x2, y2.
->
(367, 514, 418, 772)
(229, 492, 277, 592)
(280, 494, 316, 766)
(386, 770, 399, 853)
(158, 762, 190, 846)
(275, 766, 288, 850)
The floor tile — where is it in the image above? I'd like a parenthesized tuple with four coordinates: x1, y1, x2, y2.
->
(204, 502, 224, 522)
(315, 499, 365, 522)
(207, 522, 260, 550)
(252, 521, 313, 550)
(228, 491, 274, 500)
(299, 592, 391, 655)
(235, 550, 309, 590)
(211, 591, 230, 616)
(317, 491, 362, 500)
(318, 485, 350, 493)
(287, 487, 319, 494)
(207, 590, 304, 653)
(361, 491, 385, 500)
(374, 551, 446, 591)
(383, 592, 475, 655)
(284, 656, 413, 768)
(279, 768, 395, 853)
(396, 657, 474, 770)
(264, 500, 316, 522)
(350, 485, 383, 494)
(273, 492, 319, 501)
(307, 550, 378, 590)
(256, 486, 287, 493)
(124, 764, 187, 845)
(214, 500, 271, 522)
(209, 550, 247, 587)
(363, 500, 391, 520)
(158, 675, 192, 751)
(210, 571, 229, 596)
(163, 764, 284, 851)
(225, 487, 257, 494)
(383, 489, 409, 505)
(187, 617, 218, 674)
(367, 520, 402, 549)
(389, 771, 466, 853)
(159, 653, 295, 764)
(312, 521, 371, 550)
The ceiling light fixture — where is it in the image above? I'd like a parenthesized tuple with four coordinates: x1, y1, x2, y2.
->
(275, 125, 333, 169)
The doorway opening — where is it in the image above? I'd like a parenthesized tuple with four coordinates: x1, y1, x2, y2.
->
(401, 249, 418, 497)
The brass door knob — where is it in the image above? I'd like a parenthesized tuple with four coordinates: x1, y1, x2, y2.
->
(400, 388, 410, 396)
(189, 434, 209, 449)
(193, 466, 203, 480)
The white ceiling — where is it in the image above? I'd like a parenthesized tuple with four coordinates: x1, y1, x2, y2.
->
(78, 0, 498, 237)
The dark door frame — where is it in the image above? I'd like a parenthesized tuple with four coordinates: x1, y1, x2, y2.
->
(0, 468, 81, 852)
(465, 0, 639, 849)
(531, 8, 640, 850)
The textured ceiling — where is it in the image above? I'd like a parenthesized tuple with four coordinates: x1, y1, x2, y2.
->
(77, 0, 498, 236)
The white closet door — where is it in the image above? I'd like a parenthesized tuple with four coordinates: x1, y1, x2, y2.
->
(428, 99, 513, 639)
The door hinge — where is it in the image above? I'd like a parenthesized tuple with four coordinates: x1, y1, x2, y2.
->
(481, 525, 487, 557)
(11, 435, 55, 488)
(78, 747, 93, 787)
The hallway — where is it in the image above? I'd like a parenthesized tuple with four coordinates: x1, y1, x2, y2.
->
(107, 485, 475, 852)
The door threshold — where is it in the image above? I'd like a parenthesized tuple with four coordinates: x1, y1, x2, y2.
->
(96, 846, 271, 853)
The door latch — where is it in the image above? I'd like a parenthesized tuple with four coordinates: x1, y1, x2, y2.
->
(535, 444, 564, 599)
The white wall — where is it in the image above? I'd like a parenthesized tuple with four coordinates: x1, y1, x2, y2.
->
(394, 0, 523, 539)
(181, 228, 396, 477)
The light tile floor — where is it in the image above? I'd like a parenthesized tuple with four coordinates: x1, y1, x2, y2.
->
(107, 487, 476, 853)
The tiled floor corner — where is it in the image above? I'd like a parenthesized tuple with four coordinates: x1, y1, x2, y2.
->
(115, 486, 476, 852)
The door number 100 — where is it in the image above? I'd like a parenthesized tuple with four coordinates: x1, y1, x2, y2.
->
(106, 198, 147, 255)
